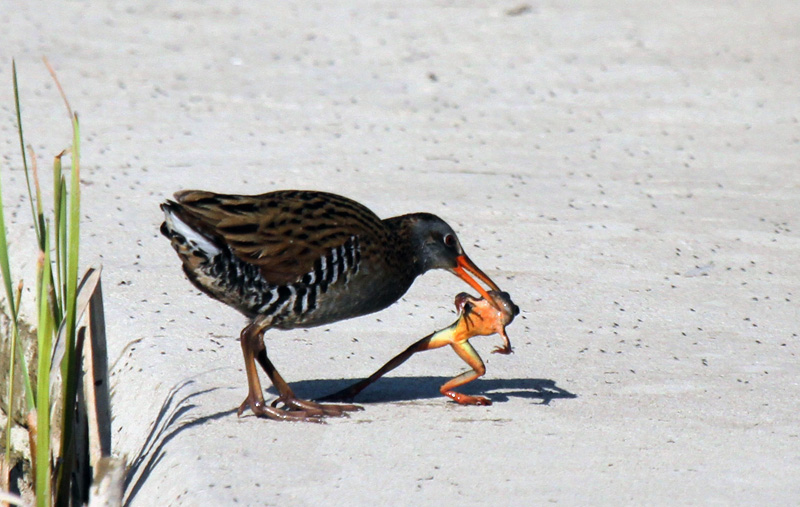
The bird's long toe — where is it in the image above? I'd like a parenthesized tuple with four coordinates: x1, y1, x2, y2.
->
(238, 396, 325, 422)
(273, 396, 363, 417)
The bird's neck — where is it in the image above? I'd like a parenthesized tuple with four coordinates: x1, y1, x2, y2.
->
(383, 214, 427, 275)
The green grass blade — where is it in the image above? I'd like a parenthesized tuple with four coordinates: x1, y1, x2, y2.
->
(61, 115, 80, 390)
(2, 65, 38, 466)
(29, 147, 46, 252)
(53, 175, 65, 318)
(63, 115, 80, 348)
(9, 61, 37, 411)
(0, 173, 17, 315)
(12, 280, 34, 410)
(60, 178, 68, 317)
(54, 112, 81, 507)
(1, 206, 18, 484)
(35, 231, 54, 507)
(12, 60, 40, 240)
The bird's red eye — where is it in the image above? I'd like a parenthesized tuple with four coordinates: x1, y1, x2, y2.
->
(443, 234, 456, 247)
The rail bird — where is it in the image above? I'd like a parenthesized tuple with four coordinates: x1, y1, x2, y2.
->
(160, 189, 500, 421)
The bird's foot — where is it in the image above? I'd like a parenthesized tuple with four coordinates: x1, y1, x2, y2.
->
(443, 390, 492, 406)
(237, 395, 325, 423)
(272, 395, 363, 417)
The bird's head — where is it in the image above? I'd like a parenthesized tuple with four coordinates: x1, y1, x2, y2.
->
(399, 213, 501, 303)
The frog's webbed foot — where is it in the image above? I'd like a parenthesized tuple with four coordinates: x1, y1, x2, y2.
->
(442, 390, 492, 406)
(491, 327, 513, 355)
(492, 344, 513, 355)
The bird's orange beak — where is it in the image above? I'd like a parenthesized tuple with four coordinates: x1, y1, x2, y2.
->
(452, 254, 501, 306)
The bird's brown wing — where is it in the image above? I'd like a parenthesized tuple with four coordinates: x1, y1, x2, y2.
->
(173, 189, 387, 285)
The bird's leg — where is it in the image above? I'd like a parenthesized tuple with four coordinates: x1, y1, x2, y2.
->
(237, 323, 322, 422)
(237, 322, 267, 416)
(318, 330, 441, 402)
(254, 349, 362, 416)
(440, 340, 490, 405)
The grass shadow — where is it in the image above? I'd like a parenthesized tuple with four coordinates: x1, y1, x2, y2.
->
(123, 380, 235, 506)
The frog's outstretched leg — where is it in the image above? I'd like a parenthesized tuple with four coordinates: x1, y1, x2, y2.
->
(318, 324, 453, 402)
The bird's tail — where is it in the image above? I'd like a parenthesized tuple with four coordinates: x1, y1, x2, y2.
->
(160, 200, 222, 261)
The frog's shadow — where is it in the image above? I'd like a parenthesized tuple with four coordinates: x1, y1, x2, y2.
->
(269, 376, 576, 405)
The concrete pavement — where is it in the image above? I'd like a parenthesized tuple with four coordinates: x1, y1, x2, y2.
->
(2, 1, 799, 504)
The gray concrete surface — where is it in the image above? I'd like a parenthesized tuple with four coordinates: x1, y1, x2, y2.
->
(2, 1, 799, 505)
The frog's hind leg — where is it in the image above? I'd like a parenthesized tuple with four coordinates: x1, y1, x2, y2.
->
(441, 340, 491, 405)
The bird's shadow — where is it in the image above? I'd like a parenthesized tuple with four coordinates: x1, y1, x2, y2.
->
(270, 376, 577, 405)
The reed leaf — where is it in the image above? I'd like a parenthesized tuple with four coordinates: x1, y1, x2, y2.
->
(12, 60, 39, 240)
(35, 235, 53, 507)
